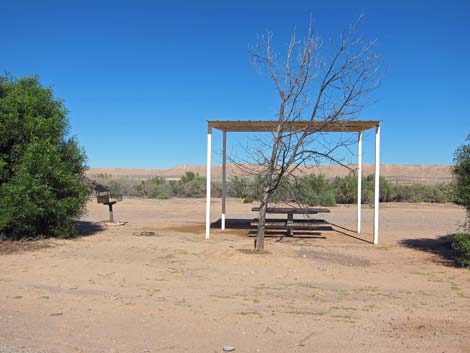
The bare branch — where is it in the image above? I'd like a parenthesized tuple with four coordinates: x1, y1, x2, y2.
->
(241, 16, 380, 250)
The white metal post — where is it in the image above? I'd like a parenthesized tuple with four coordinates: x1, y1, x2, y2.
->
(205, 126, 212, 240)
(221, 130, 227, 230)
(373, 125, 381, 244)
(357, 131, 362, 234)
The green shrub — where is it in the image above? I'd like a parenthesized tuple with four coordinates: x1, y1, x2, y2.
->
(243, 197, 254, 203)
(271, 178, 295, 203)
(332, 173, 356, 204)
(393, 183, 452, 203)
(305, 194, 320, 206)
(230, 176, 248, 198)
(319, 190, 336, 206)
(210, 180, 222, 198)
(181, 171, 196, 183)
(148, 184, 172, 199)
(181, 177, 206, 197)
(360, 175, 374, 205)
(296, 175, 336, 206)
(135, 180, 148, 196)
(452, 233, 470, 267)
(253, 175, 266, 199)
(0, 75, 90, 240)
(169, 180, 181, 195)
(107, 177, 142, 196)
(361, 175, 396, 204)
(411, 184, 436, 203)
(453, 136, 470, 229)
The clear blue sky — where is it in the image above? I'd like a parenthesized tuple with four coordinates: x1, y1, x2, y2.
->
(1, 0, 469, 168)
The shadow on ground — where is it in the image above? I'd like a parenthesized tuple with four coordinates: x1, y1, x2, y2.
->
(77, 221, 105, 237)
(211, 218, 373, 243)
(211, 218, 254, 230)
(399, 235, 457, 266)
(0, 222, 104, 255)
(211, 218, 331, 231)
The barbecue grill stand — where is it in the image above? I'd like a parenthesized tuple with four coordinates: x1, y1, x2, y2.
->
(96, 192, 123, 222)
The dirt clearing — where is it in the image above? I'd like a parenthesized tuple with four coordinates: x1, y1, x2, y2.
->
(0, 198, 469, 353)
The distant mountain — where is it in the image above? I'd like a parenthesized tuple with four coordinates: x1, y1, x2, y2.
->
(87, 164, 452, 184)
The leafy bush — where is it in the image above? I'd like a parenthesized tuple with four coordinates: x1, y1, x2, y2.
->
(393, 183, 451, 203)
(177, 172, 206, 197)
(144, 178, 172, 199)
(181, 171, 196, 184)
(361, 175, 396, 204)
(452, 233, 470, 267)
(230, 176, 248, 198)
(453, 136, 470, 229)
(296, 175, 336, 206)
(319, 190, 336, 206)
(107, 177, 143, 196)
(0, 75, 90, 240)
(332, 173, 356, 204)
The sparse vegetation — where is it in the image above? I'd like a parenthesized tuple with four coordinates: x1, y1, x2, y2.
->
(243, 197, 254, 204)
(90, 171, 454, 205)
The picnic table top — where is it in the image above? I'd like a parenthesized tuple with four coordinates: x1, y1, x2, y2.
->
(251, 207, 330, 214)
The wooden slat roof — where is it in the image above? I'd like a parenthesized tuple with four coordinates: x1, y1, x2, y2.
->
(208, 120, 379, 132)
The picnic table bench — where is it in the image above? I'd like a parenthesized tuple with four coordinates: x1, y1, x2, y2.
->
(251, 207, 330, 236)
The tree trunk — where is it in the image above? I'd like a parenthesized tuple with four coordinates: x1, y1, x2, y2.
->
(255, 184, 271, 251)
(255, 122, 282, 251)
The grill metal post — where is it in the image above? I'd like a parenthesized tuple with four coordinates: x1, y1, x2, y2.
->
(108, 203, 114, 222)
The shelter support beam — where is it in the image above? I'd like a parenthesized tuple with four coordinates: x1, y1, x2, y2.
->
(205, 126, 212, 240)
(374, 125, 381, 244)
(357, 131, 362, 234)
(205, 120, 381, 245)
(221, 131, 227, 230)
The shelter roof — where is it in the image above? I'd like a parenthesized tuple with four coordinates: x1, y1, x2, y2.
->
(208, 120, 379, 133)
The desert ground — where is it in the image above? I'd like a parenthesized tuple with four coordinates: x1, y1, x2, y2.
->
(1, 198, 469, 353)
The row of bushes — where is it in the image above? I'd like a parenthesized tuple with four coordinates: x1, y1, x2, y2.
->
(91, 171, 454, 205)
(234, 174, 453, 206)
(92, 171, 207, 199)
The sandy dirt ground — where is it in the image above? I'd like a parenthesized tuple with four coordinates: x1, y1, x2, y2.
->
(1, 198, 469, 353)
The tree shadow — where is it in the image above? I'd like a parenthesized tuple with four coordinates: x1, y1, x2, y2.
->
(399, 235, 457, 266)
(77, 221, 105, 237)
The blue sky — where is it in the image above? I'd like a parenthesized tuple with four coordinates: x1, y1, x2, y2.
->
(1, 0, 469, 168)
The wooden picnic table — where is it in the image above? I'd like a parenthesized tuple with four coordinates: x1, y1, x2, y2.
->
(251, 207, 330, 236)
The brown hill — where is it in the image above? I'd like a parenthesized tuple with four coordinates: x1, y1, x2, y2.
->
(87, 164, 452, 184)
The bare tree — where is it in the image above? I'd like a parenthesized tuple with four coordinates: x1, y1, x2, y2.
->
(245, 17, 380, 250)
